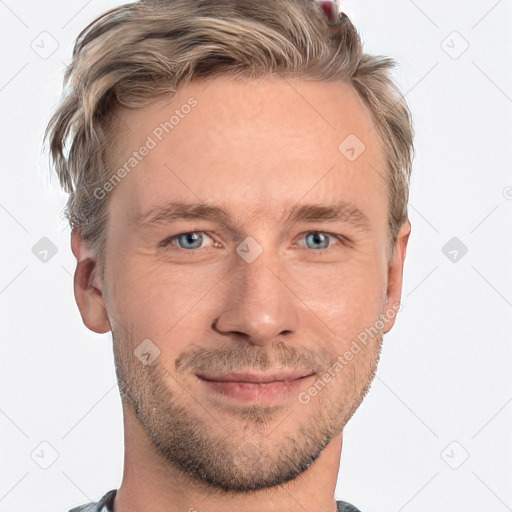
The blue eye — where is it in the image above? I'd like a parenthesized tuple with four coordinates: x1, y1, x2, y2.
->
(304, 231, 331, 250)
(162, 231, 213, 250)
(177, 232, 203, 249)
(161, 230, 346, 253)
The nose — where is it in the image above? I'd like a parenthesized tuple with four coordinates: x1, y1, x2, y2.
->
(212, 250, 300, 347)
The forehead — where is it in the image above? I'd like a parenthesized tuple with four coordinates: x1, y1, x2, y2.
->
(108, 75, 387, 227)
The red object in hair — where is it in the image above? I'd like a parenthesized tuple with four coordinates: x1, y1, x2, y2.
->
(315, 0, 339, 24)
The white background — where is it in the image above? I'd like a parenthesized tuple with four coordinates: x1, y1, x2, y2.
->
(0, 1, 511, 511)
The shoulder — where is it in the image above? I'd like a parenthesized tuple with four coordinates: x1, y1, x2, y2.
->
(67, 489, 117, 512)
(67, 491, 356, 512)
(336, 500, 363, 512)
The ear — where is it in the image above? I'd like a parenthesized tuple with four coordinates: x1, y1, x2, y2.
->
(383, 219, 411, 334)
(70, 227, 111, 334)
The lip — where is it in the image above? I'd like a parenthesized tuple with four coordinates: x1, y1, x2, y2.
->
(196, 370, 315, 404)
(197, 369, 314, 384)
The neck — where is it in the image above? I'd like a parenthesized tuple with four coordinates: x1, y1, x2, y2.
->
(114, 407, 343, 512)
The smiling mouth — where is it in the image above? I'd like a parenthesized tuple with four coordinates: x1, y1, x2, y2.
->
(196, 370, 315, 403)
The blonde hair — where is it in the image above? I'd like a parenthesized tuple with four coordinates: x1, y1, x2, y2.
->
(45, 0, 414, 272)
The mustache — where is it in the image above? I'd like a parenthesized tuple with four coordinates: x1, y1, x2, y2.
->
(175, 340, 333, 375)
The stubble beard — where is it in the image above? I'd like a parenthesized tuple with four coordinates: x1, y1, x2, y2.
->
(112, 320, 384, 495)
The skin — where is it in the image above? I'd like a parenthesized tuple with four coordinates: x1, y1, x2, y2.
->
(71, 75, 410, 512)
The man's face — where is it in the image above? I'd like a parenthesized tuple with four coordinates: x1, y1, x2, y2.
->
(89, 76, 406, 492)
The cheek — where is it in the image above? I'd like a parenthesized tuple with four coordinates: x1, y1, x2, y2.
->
(295, 261, 386, 344)
(106, 255, 222, 343)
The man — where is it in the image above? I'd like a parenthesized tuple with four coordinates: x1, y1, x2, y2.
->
(45, 0, 413, 510)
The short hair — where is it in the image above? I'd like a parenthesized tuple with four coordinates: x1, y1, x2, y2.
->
(45, 0, 414, 274)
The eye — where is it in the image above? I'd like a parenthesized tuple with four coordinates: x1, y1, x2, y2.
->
(295, 231, 347, 251)
(161, 231, 216, 250)
(160, 230, 348, 253)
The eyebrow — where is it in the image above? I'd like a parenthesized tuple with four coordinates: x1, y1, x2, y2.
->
(135, 200, 371, 233)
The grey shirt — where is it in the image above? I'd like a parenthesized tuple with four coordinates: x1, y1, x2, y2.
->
(68, 489, 363, 512)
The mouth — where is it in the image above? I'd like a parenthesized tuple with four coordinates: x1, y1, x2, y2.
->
(196, 370, 315, 404)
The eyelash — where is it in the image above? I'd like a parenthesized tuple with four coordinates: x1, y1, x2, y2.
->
(160, 230, 349, 253)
